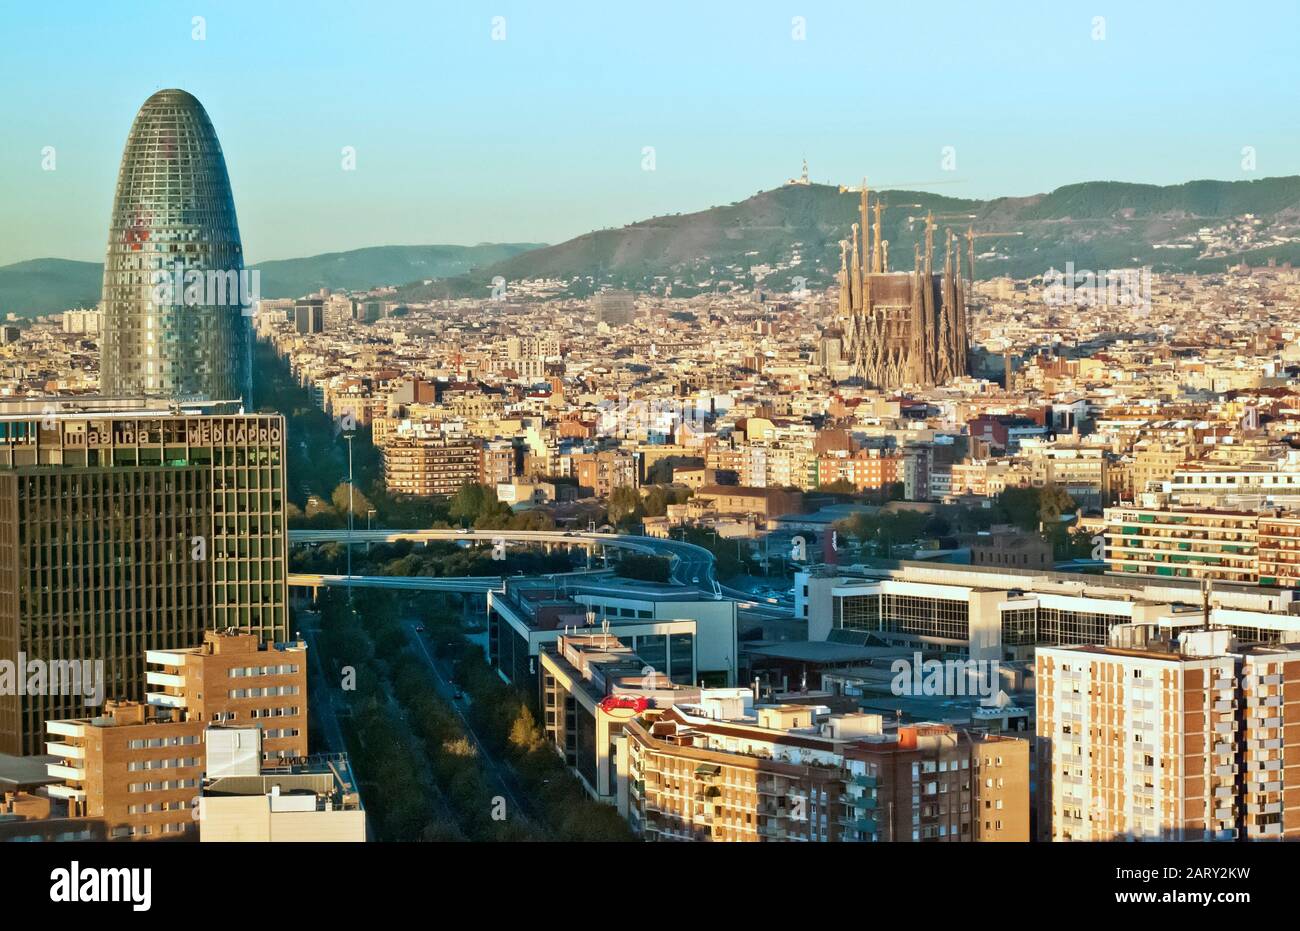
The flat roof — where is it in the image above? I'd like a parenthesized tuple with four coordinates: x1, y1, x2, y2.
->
(744, 641, 908, 664)
(0, 753, 60, 790)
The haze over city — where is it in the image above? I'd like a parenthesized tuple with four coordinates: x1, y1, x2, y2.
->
(3, 0, 1299, 265)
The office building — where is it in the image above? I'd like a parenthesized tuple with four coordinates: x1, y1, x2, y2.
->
(798, 560, 1300, 664)
(99, 89, 251, 404)
(488, 577, 738, 691)
(0, 407, 290, 755)
(592, 290, 636, 327)
(294, 299, 325, 335)
(538, 632, 746, 802)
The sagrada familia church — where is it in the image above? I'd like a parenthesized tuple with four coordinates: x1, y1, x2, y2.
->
(837, 184, 969, 389)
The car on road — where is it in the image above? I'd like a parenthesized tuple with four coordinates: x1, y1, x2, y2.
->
(691, 576, 700, 585)
(453, 689, 464, 700)
(415, 625, 425, 632)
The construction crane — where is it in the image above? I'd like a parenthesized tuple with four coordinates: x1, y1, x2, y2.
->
(906, 212, 976, 229)
(964, 228, 1024, 282)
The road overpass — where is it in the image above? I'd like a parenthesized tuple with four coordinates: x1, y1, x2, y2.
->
(286, 527, 802, 622)
(287, 528, 720, 594)
(288, 573, 504, 594)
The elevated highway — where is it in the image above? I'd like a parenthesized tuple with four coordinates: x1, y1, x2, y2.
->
(287, 528, 719, 594)
(287, 527, 798, 622)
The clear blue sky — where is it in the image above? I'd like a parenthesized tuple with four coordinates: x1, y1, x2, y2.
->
(2, 0, 1297, 265)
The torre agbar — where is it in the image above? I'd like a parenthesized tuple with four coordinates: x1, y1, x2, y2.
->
(99, 89, 251, 405)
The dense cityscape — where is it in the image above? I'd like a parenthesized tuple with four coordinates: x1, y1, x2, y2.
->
(3, 0, 1297, 914)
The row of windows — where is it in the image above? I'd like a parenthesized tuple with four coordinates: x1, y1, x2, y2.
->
(837, 593, 969, 641)
(229, 664, 299, 678)
(127, 757, 199, 771)
(127, 800, 191, 814)
(127, 735, 200, 749)
(128, 778, 199, 793)
(228, 686, 299, 698)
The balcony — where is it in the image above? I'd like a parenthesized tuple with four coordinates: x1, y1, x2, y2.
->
(145, 671, 186, 689)
(45, 741, 84, 759)
(46, 784, 85, 801)
(145, 692, 186, 709)
(45, 721, 84, 739)
(853, 774, 878, 788)
(850, 794, 879, 810)
(47, 763, 85, 781)
(144, 650, 184, 668)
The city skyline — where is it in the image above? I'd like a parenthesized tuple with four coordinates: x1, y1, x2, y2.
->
(4, 3, 1300, 893)
(3, 0, 1299, 267)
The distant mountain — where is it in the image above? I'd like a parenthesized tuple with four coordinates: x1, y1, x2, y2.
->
(0, 243, 545, 318)
(250, 243, 545, 299)
(0, 259, 103, 317)
(11, 175, 1300, 315)
(389, 176, 1300, 300)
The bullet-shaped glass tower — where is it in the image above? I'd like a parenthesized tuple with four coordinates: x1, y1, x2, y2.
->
(99, 89, 251, 406)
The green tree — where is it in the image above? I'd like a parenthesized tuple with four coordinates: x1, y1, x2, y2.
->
(508, 705, 545, 753)
(449, 482, 491, 525)
(508, 509, 555, 531)
(608, 485, 645, 528)
(642, 485, 671, 517)
(331, 482, 375, 520)
(615, 553, 671, 583)
(1038, 482, 1075, 528)
(998, 486, 1041, 531)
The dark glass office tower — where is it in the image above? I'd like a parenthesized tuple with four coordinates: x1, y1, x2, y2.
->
(99, 89, 252, 405)
(0, 408, 289, 755)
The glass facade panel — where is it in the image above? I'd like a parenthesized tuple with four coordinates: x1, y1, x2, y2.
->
(100, 90, 251, 404)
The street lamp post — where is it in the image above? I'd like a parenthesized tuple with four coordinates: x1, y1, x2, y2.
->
(344, 432, 354, 605)
(366, 507, 376, 553)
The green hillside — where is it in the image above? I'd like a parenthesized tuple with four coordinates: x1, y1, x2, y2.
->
(391, 175, 1300, 300)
